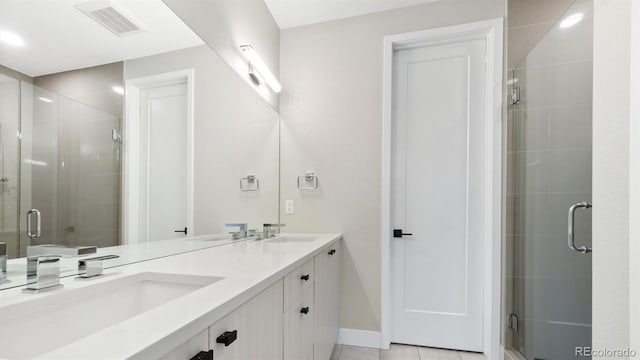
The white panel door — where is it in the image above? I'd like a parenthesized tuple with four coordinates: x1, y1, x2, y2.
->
(140, 83, 188, 241)
(391, 38, 487, 351)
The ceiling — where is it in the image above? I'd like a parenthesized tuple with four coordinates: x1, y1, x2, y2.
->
(0, 0, 204, 77)
(264, 0, 440, 29)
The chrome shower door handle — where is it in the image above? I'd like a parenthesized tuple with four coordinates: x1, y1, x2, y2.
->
(568, 202, 592, 254)
(27, 209, 42, 239)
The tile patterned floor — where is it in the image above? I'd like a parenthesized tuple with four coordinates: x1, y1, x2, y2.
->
(331, 344, 487, 360)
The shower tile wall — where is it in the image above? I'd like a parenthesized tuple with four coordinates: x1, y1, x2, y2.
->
(507, 0, 593, 359)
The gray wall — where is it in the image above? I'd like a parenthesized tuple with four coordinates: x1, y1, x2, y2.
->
(33, 62, 124, 117)
(0, 65, 32, 83)
(125, 45, 280, 235)
(279, 0, 505, 332)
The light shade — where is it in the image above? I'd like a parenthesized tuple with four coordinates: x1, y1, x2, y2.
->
(240, 45, 282, 93)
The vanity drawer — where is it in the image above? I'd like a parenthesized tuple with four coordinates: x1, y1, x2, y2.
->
(159, 329, 209, 360)
(284, 258, 314, 310)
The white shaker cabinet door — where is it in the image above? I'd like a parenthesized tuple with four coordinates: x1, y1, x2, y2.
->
(314, 242, 341, 360)
(209, 279, 284, 360)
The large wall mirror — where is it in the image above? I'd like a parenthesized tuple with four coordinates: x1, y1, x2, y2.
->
(0, 0, 280, 289)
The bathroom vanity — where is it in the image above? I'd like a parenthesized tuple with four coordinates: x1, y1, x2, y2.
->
(0, 233, 342, 359)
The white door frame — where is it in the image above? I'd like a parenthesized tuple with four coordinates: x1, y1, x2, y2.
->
(629, 2, 640, 353)
(122, 69, 195, 244)
(381, 19, 503, 359)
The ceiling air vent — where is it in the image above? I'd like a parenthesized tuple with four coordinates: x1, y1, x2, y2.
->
(75, 0, 146, 36)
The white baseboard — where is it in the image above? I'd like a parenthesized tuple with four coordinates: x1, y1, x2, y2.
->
(338, 328, 382, 349)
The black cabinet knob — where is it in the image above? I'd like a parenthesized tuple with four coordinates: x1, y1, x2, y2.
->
(300, 306, 310, 314)
(328, 249, 336, 255)
(174, 227, 188, 235)
(300, 274, 310, 281)
(190, 350, 213, 360)
(216, 330, 238, 346)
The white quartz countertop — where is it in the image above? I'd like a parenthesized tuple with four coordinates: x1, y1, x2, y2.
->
(1, 233, 240, 291)
(0, 233, 342, 359)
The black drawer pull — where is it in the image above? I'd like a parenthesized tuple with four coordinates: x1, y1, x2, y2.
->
(328, 249, 336, 255)
(216, 330, 238, 346)
(300, 306, 310, 314)
(190, 350, 213, 360)
(301, 274, 310, 281)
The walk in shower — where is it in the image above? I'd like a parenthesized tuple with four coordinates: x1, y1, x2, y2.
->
(505, 0, 593, 358)
(0, 70, 122, 258)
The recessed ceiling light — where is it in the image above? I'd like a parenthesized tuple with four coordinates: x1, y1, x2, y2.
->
(38, 97, 53, 103)
(112, 86, 124, 95)
(0, 30, 25, 47)
(559, 13, 584, 29)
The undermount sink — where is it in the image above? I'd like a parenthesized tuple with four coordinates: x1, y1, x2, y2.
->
(0, 272, 222, 359)
(265, 235, 319, 243)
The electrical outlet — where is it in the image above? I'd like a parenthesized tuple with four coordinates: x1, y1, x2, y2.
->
(285, 200, 294, 214)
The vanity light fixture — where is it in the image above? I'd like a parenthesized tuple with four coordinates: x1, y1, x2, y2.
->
(559, 13, 584, 29)
(0, 30, 25, 47)
(240, 45, 282, 93)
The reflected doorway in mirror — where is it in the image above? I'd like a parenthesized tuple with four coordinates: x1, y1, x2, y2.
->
(123, 69, 195, 244)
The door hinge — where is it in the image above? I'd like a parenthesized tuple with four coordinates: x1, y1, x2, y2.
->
(508, 313, 519, 333)
(112, 129, 122, 142)
(510, 86, 521, 105)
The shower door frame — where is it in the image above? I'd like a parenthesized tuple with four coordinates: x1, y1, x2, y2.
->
(380, 18, 504, 359)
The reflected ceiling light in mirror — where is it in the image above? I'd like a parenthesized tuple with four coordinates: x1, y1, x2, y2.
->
(25, 159, 48, 166)
(38, 97, 53, 103)
(559, 13, 584, 29)
(112, 85, 124, 95)
(240, 45, 282, 93)
(0, 30, 25, 47)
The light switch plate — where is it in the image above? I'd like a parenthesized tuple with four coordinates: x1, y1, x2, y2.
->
(285, 200, 294, 214)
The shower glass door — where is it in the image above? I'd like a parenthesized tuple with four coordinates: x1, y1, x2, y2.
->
(507, 0, 593, 358)
(19, 82, 121, 254)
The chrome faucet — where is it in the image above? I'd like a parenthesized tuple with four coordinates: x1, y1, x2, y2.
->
(263, 223, 286, 238)
(23, 255, 63, 293)
(225, 223, 248, 239)
(77, 255, 120, 278)
(0, 242, 7, 283)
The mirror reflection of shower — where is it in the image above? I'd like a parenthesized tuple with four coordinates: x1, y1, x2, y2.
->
(0, 74, 20, 258)
(0, 63, 123, 258)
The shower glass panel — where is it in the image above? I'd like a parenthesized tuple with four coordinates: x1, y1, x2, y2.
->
(0, 75, 21, 258)
(19, 82, 121, 255)
(507, 0, 593, 358)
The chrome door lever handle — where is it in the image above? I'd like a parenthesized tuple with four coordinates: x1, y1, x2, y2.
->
(568, 202, 592, 254)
